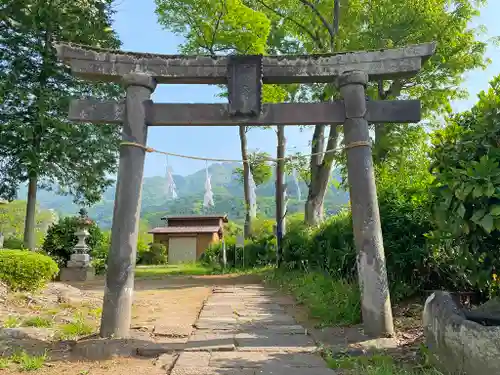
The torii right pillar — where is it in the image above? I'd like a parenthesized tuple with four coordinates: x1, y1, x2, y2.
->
(338, 71, 394, 337)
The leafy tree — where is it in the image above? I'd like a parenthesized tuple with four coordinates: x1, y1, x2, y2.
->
(429, 74, 500, 297)
(0, 200, 55, 247)
(233, 151, 273, 186)
(162, 0, 488, 225)
(0, 0, 122, 249)
(245, 0, 489, 225)
(155, 0, 287, 237)
(42, 214, 103, 268)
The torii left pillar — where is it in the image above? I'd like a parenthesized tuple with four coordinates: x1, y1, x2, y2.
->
(100, 73, 157, 338)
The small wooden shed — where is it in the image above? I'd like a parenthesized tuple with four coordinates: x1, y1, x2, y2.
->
(149, 214, 228, 264)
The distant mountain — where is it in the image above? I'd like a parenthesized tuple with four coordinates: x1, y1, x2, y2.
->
(17, 163, 349, 228)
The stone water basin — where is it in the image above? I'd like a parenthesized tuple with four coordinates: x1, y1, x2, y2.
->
(423, 291, 500, 374)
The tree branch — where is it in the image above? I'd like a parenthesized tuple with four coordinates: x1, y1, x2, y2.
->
(322, 124, 339, 167)
(298, 0, 335, 40)
(255, 0, 324, 50)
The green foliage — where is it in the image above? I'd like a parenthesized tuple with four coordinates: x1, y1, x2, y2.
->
(429, 74, 500, 296)
(201, 218, 277, 268)
(0, 250, 59, 291)
(22, 316, 53, 328)
(10, 350, 48, 372)
(57, 313, 94, 339)
(326, 352, 443, 374)
(0, 200, 56, 247)
(233, 152, 273, 187)
(0, 0, 122, 249)
(90, 230, 110, 275)
(138, 243, 168, 265)
(265, 269, 360, 327)
(3, 237, 24, 250)
(42, 215, 103, 268)
(135, 263, 215, 278)
(282, 134, 437, 301)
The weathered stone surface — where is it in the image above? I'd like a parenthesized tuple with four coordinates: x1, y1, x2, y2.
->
(175, 352, 211, 367)
(209, 352, 326, 368)
(70, 253, 90, 262)
(236, 314, 296, 325)
(245, 325, 306, 334)
(0, 327, 54, 342)
(56, 42, 436, 84)
(186, 332, 235, 351)
(194, 321, 240, 330)
(235, 332, 317, 353)
(153, 325, 193, 338)
(475, 297, 500, 315)
(423, 291, 500, 374)
(154, 353, 177, 370)
(59, 267, 95, 282)
(339, 70, 394, 338)
(171, 367, 255, 375)
(209, 352, 268, 367)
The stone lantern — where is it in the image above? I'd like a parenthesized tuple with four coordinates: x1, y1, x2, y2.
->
(60, 209, 95, 282)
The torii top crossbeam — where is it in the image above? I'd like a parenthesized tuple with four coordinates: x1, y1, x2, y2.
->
(55, 42, 436, 84)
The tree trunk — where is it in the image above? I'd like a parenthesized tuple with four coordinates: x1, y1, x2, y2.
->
(373, 79, 403, 164)
(23, 175, 37, 250)
(239, 125, 253, 238)
(304, 124, 339, 226)
(275, 125, 286, 266)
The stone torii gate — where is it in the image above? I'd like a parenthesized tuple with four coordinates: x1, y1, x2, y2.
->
(56, 42, 435, 339)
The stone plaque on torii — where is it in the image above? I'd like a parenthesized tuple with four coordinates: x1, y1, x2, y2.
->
(56, 42, 436, 338)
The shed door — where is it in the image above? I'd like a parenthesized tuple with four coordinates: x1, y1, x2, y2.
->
(168, 237, 197, 264)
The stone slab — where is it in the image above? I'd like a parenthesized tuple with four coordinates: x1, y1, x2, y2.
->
(60, 267, 95, 282)
(235, 333, 317, 353)
(57, 42, 436, 84)
(153, 325, 193, 338)
(176, 352, 211, 367)
(209, 352, 269, 368)
(208, 352, 326, 368)
(186, 332, 235, 352)
(171, 367, 255, 375)
(154, 353, 177, 371)
(70, 253, 90, 262)
(236, 315, 296, 325)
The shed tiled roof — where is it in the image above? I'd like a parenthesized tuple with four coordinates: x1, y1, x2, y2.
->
(149, 226, 221, 234)
(161, 214, 228, 222)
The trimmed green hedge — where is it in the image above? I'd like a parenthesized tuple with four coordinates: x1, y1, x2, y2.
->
(0, 250, 59, 291)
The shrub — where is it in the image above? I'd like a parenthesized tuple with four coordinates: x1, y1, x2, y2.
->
(42, 215, 103, 268)
(281, 131, 437, 301)
(429, 77, 500, 297)
(202, 234, 276, 269)
(91, 231, 110, 275)
(0, 250, 59, 291)
(3, 237, 24, 250)
(138, 243, 167, 265)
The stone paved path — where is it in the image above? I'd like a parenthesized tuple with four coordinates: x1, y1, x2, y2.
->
(167, 284, 338, 374)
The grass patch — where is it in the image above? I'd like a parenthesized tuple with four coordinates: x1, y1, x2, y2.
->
(135, 263, 216, 278)
(327, 353, 443, 375)
(2, 315, 21, 328)
(265, 269, 360, 326)
(57, 313, 94, 339)
(0, 357, 10, 369)
(10, 350, 48, 372)
(22, 316, 53, 328)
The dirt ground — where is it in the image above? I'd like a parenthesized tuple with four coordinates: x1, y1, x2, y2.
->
(0, 274, 262, 374)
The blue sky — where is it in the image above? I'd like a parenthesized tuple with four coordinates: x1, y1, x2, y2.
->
(112, 0, 500, 178)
